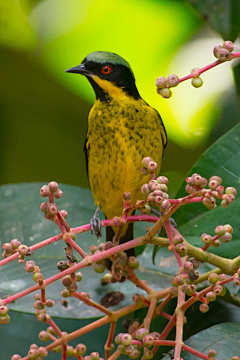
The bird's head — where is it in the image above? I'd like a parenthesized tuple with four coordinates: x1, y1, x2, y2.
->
(66, 51, 140, 101)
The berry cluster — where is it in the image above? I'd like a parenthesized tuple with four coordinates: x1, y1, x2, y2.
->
(40, 181, 67, 220)
(201, 224, 233, 249)
(11, 344, 48, 359)
(185, 173, 237, 209)
(213, 40, 234, 61)
(115, 329, 160, 359)
(60, 271, 83, 298)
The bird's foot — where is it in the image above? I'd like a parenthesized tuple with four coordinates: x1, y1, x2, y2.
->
(90, 204, 102, 238)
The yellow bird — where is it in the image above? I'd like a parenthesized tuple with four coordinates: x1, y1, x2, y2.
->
(66, 51, 167, 268)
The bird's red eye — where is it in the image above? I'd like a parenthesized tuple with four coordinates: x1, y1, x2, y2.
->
(101, 65, 112, 74)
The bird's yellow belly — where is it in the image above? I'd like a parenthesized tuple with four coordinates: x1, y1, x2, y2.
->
(86, 97, 164, 221)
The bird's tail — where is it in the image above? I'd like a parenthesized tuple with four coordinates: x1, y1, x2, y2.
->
(105, 222, 135, 270)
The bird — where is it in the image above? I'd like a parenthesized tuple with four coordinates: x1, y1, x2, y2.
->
(66, 51, 167, 269)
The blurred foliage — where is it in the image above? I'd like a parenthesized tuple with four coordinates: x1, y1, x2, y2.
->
(0, 0, 239, 190)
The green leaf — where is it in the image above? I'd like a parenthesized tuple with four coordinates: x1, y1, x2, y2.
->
(179, 322, 240, 359)
(0, 183, 173, 319)
(187, 0, 240, 41)
(233, 60, 240, 106)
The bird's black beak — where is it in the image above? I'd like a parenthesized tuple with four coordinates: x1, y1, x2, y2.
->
(65, 63, 91, 76)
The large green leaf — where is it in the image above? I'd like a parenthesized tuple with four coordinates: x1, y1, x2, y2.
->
(187, 0, 240, 41)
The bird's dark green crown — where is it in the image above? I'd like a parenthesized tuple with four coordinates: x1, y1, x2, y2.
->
(66, 51, 141, 101)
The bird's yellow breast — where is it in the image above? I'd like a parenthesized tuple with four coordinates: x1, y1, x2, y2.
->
(85, 94, 165, 221)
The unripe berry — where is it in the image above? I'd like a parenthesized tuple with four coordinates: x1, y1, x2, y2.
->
(199, 303, 209, 313)
(66, 346, 74, 357)
(62, 275, 72, 287)
(34, 300, 44, 310)
(224, 224, 233, 233)
(39, 330, 50, 341)
(213, 284, 223, 295)
(53, 189, 63, 199)
(40, 202, 48, 213)
(213, 44, 223, 58)
(57, 260, 69, 271)
(217, 48, 230, 61)
(166, 74, 179, 87)
(225, 186, 237, 196)
(213, 239, 221, 248)
(220, 232, 232, 243)
(47, 203, 58, 215)
(203, 196, 216, 209)
(183, 261, 193, 273)
(185, 184, 196, 194)
(37, 313, 48, 322)
(32, 272, 44, 282)
(206, 291, 216, 302)
(48, 181, 58, 193)
(144, 350, 154, 359)
(208, 349, 216, 357)
(155, 76, 166, 88)
(141, 184, 151, 195)
(118, 344, 127, 354)
(125, 345, 134, 355)
(160, 200, 171, 212)
(38, 347, 48, 358)
(0, 306, 9, 316)
(142, 334, 154, 347)
(75, 344, 87, 356)
(147, 161, 157, 173)
(28, 349, 39, 359)
(120, 333, 132, 346)
(234, 276, 240, 286)
(136, 328, 149, 340)
(173, 275, 184, 286)
(191, 67, 200, 77)
(52, 345, 62, 353)
(18, 244, 29, 256)
(127, 256, 139, 269)
(45, 299, 55, 307)
(0, 314, 10, 324)
(223, 40, 234, 52)
(11, 239, 21, 249)
(129, 349, 141, 359)
(175, 243, 188, 256)
(93, 262, 105, 273)
(11, 355, 21, 360)
(140, 204, 151, 215)
(25, 261, 35, 272)
(2, 243, 13, 253)
(157, 87, 172, 98)
(142, 157, 153, 168)
(60, 209, 68, 218)
(208, 273, 219, 284)
(173, 235, 184, 245)
(191, 77, 203, 88)
(40, 185, 51, 197)
(215, 225, 225, 236)
(68, 283, 78, 292)
(186, 284, 196, 296)
(156, 176, 168, 184)
(47, 326, 57, 335)
(201, 233, 212, 245)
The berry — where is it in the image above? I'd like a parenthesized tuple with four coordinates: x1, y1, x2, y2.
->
(62, 275, 72, 287)
(224, 224, 233, 233)
(155, 76, 166, 88)
(201, 233, 212, 245)
(173, 235, 184, 245)
(157, 87, 172, 98)
(76, 272, 83, 281)
(32, 273, 44, 282)
(47, 326, 57, 335)
(11, 239, 21, 249)
(220, 232, 232, 243)
(66, 346, 74, 357)
(0, 314, 10, 324)
(234, 276, 240, 286)
(144, 350, 154, 359)
(183, 261, 193, 273)
(199, 303, 209, 313)
(45, 299, 55, 307)
(39, 331, 50, 341)
(11, 355, 21, 360)
(206, 291, 216, 302)
(0, 306, 9, 316)
(191, 77, 203, 88)
(191, 67, 200, 77)
(186, 284, 196, 296)
(38, 347, 48, 358)
(75, 344, 87, 356)
(140, 204, 151, 215)
(213, 44, 223, 57)
(53, 189, 63, 199)
(147, 161, 157, 173)
(213, 239, 221, 248)
(28, 349, 39, 359)
(136, 328, 149, 340)
(225, 187, 237, 196)
(166, 74, 179, 87)
(141, 184, 151, 195)
(223, 40, 234, 52)
(57, 260, 69, 271)
(208, 273, 219, 284)
(47, 203, 58, 215)
(93, 263, 105, 273)
(217, 48, 230, 61)
(48, 181, 58, 193)
(208, 349, 216, 357)
(18, 244, 29, 256)
(52, 345, 62, 353)
(127, 256, 139, 269)
(40, 202, 48, 213)
(34, 300, 44, 310)
(188, 270, 199, 281)
(40, 185, 51, 197)
(175, 243, 188, 256)
(2, 243, 13, 253)
(215, 225, 225, 236)
(115, 333, 124, 345)
(60, 209, 68, 218)
(120, 333, 132, 346)
(213, 284, 223, 295)
(142, 334, 154, 347)
(129, 349, 141, 359)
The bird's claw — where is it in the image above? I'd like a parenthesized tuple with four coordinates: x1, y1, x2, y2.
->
(90, 204, 102, 238)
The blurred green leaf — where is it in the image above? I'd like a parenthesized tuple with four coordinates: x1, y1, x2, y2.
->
(187, 0, 240, 41)
(233, 60, 240, 106)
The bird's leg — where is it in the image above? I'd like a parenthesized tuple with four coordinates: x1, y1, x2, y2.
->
(90, 204, 102, 238)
